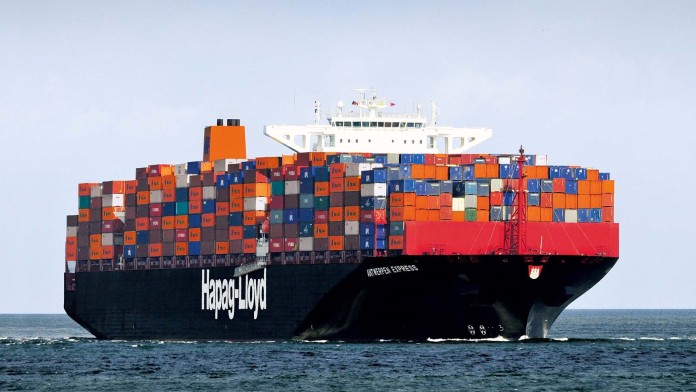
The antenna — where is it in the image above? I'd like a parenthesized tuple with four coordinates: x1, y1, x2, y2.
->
(431, 101, 438, 126)
(314, 101, 321, 125)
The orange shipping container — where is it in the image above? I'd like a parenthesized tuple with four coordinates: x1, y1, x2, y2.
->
(230, 198, 243, 212)
(589, 181, 602, 195)
(189, 200, 202, 214)
(578, 180, 590, 195)
(474, 164, 487, 178)
(403, 193, 416, 206)
(587, 169, 599, 181)
(486, 164, 499, 178)
(162, 188, 176, 202)
(565, 194, 578, 209)
(230, 184, 244, 198)
(314, 223, 328, 238)
(200, 161, 213, 173)
(578, 194, 591, 209)
(137, 191, 150, 205)
(435, 166, 448, 180)
(202, 213, 215, 227)
(411, 164, 425, 179)
(148, 177, 162, 191)
(536, 166, 550, 179)
(102, 207, 124, 221)
(329, 163, 346, 178)
(310, 152, 326, 166)
(329, 207, 344, 221)
(345, 177, 361, 192)
(540, 207, 553, 222)
(424, 165, 437, 179)
(427, 210, 440, 221)
(175, 242, 188, 256)
(101, 246, 114, 259)
(552, 193, 566, 209)
(314, 182, 330, 196)
(330, 178, 345, 193)
(602, 193, 614, 207)
(415, 209, 429, 221)
(601, 180, 615, 194)
(452, 211, 465, 222)
(390, 193, 404, 207)
(244, 211, 265, 225)
(602, 207, 614, 222)
(189, 228, 201, 242)
(428, 196, 441, 210)
(388, 236, 404, 250)
(135, 217, 149, 231)
(390, 207, 405, 221)
(149, 244, 163, 257)
(90, 234, 101, 248)
(216, 202, 229, 216)
(162, 175, 176, 190)
(162, 216, 175, 230)
(125, 180, 138, 194)
(89, 247, 102, 260)
(124, 231, 136, 245)
(215, 241, 229, 255)
(244, 183, 269, 197)
(477, 196, 489, 211)
(175, 215, 188, 228)
(345, 206, 360, 221)
(527, 206, 541, 221)
(189, 187, 203, 201)
(65, 241, 77, 261)
(78, 209, 90, 222)
(476, 210, 489, 222)
(229, 226, 243, 240)
(243, 239, 256, 254)
(256, 157, 281, 169)
(415, 196, 428, 210)
(78, 183, 98, 196)
(590, 195, 602, 209)
(329, 236, 344, 251)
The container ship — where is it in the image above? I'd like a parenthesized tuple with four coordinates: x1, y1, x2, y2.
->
(64, 89, 619, 341)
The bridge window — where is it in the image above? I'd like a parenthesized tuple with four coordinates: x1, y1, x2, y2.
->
(392, 122, 399, 128)
(407, 122, 415, 127)
(362, 122, 369, 127)
(378, 122, 384, 127)
(336, 122, 343, 126)
(416, 123, 423, 128)
(353, 122, 360, 127)
(370, 122, 377, 127)
(385, 122, 392, 128)
(400, 122, 406, 127)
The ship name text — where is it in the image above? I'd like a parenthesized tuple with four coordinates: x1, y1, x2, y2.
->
(366, 264, 418, 277)
(201, 269, 267, 320)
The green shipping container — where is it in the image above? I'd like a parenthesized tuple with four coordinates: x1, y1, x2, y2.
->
(300, 194, 314, 208)
(465, 208, 478, 222)
(271, 181, 285, 196)
(78, 195, 91, 209)
(314, 196, 329, 210)
(175, 201, 189, 215)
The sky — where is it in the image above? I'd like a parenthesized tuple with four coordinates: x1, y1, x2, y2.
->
(0, 1, 695, 313)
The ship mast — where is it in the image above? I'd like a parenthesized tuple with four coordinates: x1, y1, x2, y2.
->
(504, 146, 527, 255)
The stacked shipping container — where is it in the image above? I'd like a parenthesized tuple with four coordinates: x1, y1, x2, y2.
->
(66, 152, 615, 269)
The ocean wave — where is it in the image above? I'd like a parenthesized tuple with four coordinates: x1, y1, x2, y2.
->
(639, 337, 665, 341)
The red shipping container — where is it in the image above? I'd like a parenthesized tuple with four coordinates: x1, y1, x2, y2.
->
(229, 226, 243, 240)
(490, 192, 503, 206)
(314, 210, 328, 223)
(439, 207, 452, 220)
(243, 239, 257, 254)
(269, 238, 283, 252)
(602, 207, 614, 222)
(330, 178, 345, 193)
(329, 207, 344, 222)
(374, 209, 388, 224)
(149, 217, 161, 229)
(149, 203, 162, 217)
(602, 193, 614, 207)
(189, 228, 201, 242)
(202, 213, 215, 227)
(284, 165, 302, 180)
(175, 229, 188, 242)
(175, 215, 188, 228)
(552, 178, 566, 193)
(540, 193, 553, 208)
(270, 195, 284, 209)
(427, 196, 441, 210)
(189, 200, 203, 214)
(329, 163, 346, 178)
(215, 241, 229, 255)
(284, 238, 299, 252)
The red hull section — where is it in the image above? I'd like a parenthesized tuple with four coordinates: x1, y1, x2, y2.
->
(403, 222, 619, 257)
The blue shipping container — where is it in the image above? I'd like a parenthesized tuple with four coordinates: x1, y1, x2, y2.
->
(189, 214, 202, 228)
(202, 200, 215, 214)
(553, 209, 565, 222)
(284, 209, 299, 223)
(299, 208, 314, 223)
(124, 245, 136, 258)
(229, 212, 243, 226)
(527, 179, 541, 193)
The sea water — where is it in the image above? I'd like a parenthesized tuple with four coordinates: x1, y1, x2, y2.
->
(1, 310, 695, 391)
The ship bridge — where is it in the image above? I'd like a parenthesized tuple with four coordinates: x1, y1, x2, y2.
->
(264, 89, 492, 154)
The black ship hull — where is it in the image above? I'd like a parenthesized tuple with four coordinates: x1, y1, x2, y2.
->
(64, 255, 617, 341)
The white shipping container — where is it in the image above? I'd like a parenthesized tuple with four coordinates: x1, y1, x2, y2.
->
(66, 226, 77, 237)
(498, 156, 511, 165)
(244, 197, 268, 211)
(345, 163, 361, 177)
(299, 237, 314, 252)
(214, 159, 240, 172)
(565, 209, 578, 223)
(176, 175, 190, 188)
(284, 180, 300, 195)
(386, 153, 400, 164)
(90, 185, 102, 198)
(101, 233, 114, 246)
(174, 163, 187, 176)
(202, 186, 216, 200)
(490, 179, 503, 193)
(345, 221, 359, 236)
(464, 195, 478, 209)
(102, 194, 124, 207)
(358, 163, 371, 174)
(66, 261, 76, 272)
(536, 155, 548, 166)
(452, 197, 466, 212)
(360, 183, 387, 197)
(370, 163, 384, 169)
(150, 190, 162, 204)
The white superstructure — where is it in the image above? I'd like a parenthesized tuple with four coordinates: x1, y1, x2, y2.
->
(264, 89, 492, 154)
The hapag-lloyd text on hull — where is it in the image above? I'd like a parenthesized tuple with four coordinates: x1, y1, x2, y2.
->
(201, 269, 267, 320)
